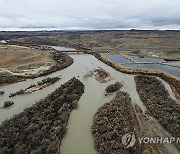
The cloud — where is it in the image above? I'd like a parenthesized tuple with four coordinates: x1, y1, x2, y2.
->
(0, 0, 180, 30)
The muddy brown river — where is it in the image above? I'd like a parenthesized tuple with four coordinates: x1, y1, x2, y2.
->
(0, 47, 179, 154)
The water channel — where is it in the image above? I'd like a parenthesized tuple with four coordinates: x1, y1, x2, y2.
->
(0, 47, 179, 154)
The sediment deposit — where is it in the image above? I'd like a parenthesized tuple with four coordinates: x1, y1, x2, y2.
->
(0, 78, 84, 154)
(9, 77, 60, 97)
(84, 67, 111, 83)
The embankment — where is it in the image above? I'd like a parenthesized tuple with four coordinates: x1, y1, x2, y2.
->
(91, 52, 180, 100)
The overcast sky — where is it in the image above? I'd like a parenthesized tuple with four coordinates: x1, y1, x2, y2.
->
(0, 0, 180, 30)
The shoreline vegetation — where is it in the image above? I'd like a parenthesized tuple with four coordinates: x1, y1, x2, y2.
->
(135, 75, 180, 150)
(3, 101, 14, 108)
(1, 43, 179, 101)
(105, 82, 123, 94)
(92, 91, 142, 154)
(90, 52, 180, 100)
(31, 52, 73, 78)
(0, 91, 5, 95)
(0, 78, 84, 154)
(9, 77, 60, 97)
(0, 51, 73, 86)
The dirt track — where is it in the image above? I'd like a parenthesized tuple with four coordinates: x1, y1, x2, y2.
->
(0, 45, 54, 76)
(0, 45, 73, 86)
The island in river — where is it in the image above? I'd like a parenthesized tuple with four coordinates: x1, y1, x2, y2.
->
(0, 30, 180, 154)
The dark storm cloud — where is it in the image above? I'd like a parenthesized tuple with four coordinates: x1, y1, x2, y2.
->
(0, 0, 180, 30)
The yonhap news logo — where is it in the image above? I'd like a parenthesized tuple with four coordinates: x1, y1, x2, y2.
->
(121, 132, 136, 148)
(122, 132, 180, 148)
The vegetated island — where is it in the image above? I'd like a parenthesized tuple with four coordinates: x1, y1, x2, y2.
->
(105, 82, 123, 94)
(0, 77, 84, 154)
(135, 75, 180, 151)
(92, 81, 178, 154)
(3, 101, 14, 108)
(0, 91, 5, 95)
(9, 77, 60, 97)
(92, 91, 141, 154)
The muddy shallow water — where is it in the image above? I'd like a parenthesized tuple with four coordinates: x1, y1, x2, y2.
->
(0, 48, 179, 154)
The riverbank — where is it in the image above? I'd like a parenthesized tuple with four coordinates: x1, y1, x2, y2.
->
(0, 78, 84, 154)
(90, 52, 180, 100)
(31, 52, 73, 78)
(0, 51, 73, 86)
(0, 44, 54, 76)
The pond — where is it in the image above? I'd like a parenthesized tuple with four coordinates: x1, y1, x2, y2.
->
(130, 55, 165, 63)
(167, 61, 180, 67)
(106, 54, 180, 77)
(125, 63, 180, 77)
(106, 54, 131, 63)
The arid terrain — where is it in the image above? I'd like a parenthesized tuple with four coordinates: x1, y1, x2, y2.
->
(2, 30, 180, 60)
(0, 43, 73, 86)
(0, 45, 55, 76)
(0, 30, 179, 154)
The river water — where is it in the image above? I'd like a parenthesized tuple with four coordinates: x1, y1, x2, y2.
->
(0, 47, 179, 154)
